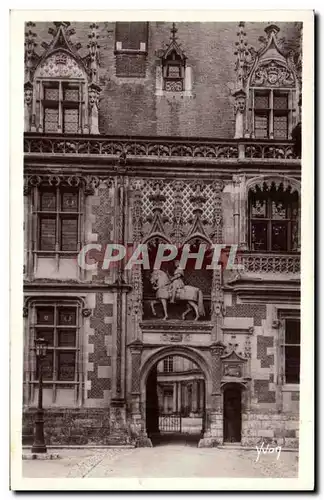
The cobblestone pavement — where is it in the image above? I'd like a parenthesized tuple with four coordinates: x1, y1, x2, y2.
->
(23, 443, 298, 479)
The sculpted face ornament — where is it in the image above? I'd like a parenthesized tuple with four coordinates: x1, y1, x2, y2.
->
(89, 88, 99, 107)
(235, 96, 246, 113)
(24, 88, 33, 106)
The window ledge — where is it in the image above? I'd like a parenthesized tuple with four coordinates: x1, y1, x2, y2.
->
(282, 384, 299, 392)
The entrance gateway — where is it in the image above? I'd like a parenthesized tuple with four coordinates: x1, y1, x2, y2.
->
(133, 344, 246, 447)
(145, 354, 206, 443)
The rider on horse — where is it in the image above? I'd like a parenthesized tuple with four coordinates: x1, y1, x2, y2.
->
(170, 260, 185, 303)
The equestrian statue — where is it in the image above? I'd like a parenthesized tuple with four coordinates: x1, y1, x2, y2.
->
(150, 261, 205, 321)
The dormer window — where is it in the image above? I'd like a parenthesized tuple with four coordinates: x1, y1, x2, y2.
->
(163, 52, 184, 92)
(156, 23, 190, 95)
(25, 22, 101, 134)
(235, 23, 300, 140)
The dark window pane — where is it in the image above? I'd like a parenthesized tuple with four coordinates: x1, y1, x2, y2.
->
(40, 191, 56, 211)
(255, 93, 269, 109)
(39, 218, 56, 251)
(251, 198, 266, 218)
(36, 351, 53, 380)
(274, 115, 288, 139)
(44, 108, 59, 133)
(251, 221, 268, 251)
(58, 308, 77, 326)
(63, 108, 79, 133)
(63, 87, 79, 101)
(57, 351, 76, 381)
(255, 113, 269, 139)
(285, 346, 300, 383)
(115, 22, 148, 49)
(271, 222, 288, 251)
(274, 93, 288, 110)
(271, 200, 287, 219)
(35, 329, 54, 346)
(44, 87, 59, 101)
(61, 191, 78, 212)
(285, 319, 300, 344)
(37, 307, 54, 325)
(58, 329, 76, 347)
(61, 218, 78, 251)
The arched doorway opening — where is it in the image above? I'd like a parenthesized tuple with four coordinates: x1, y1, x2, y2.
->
(223, 383, 243, 443)
(141, 347, 211, 446)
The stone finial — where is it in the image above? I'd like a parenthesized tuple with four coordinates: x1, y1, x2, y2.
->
(25, 22, 37, 82)
(88, 23, 100, 84)
(264, 24, 280, 38)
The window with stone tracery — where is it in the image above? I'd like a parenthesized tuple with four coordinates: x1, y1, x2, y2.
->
(249, 185, 299, 252)
(35, 185, 81, 254)
(252, 89, 292, 140)
(41, 80, 82, 133)
(24, 300, 83, 406)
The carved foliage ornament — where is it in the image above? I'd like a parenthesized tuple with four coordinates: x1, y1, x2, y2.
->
(24, 173, 111, 196)
(251, 60, 295, 87)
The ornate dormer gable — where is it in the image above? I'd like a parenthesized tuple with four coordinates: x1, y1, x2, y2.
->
(233, 23, 300, 140)
(25, 21, 101, 134)
(155, 23, 192, 96)
(248, 24, 297, 89)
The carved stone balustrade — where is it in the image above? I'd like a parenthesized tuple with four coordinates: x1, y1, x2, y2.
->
(24, 134, 301, 165)
(240, 252, 300, 274)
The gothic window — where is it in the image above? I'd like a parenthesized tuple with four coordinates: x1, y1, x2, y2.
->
(249, 186, 299, 252)
(252, 89, 291, 139)
(115, 22, 148, 77)
(35, 185, 81, 254)
(163, 357, 174, 373)
(41, 81, 82, 133)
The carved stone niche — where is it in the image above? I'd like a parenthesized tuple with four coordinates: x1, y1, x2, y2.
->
(221, 350, 247, 380)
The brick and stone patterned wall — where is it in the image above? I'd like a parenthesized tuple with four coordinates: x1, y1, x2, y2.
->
(85, 182, 115, 283)
(85, 292, 114, 407)
(30, 21, 300, 138)
(223, 296, 299, 446)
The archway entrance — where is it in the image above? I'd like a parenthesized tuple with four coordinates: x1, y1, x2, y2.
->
(223, 383, 242, 443)
(145, 354, 206, 446)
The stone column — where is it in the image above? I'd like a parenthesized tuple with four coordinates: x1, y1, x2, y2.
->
(192, 380, 198, 413)
(177, 382, 181, 413)
(199, 341, 225, 448)
(173, 382, 177, 412)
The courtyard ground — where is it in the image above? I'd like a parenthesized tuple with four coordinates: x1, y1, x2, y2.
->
(22, 441, 298, 479)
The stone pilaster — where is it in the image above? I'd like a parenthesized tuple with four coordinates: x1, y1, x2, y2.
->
(199, 341, 225, 447)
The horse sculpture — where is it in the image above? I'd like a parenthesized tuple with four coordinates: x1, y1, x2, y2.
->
(150, 270, 205, 321)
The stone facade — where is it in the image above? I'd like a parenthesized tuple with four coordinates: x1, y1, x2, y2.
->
(23, 20, 301, 448)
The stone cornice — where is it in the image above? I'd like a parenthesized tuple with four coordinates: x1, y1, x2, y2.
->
(24, 281, 133, 293)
